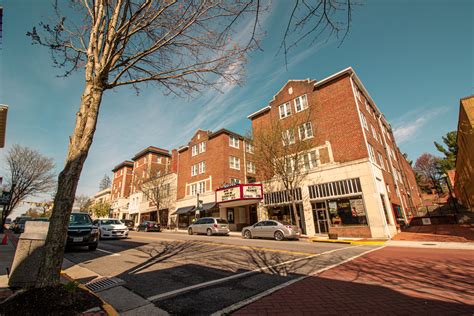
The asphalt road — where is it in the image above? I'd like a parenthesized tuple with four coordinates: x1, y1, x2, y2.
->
(64, 231, 380, 315)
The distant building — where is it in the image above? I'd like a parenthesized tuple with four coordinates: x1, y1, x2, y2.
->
(0, 104, 8, 148)
(454, 95, 474, 210)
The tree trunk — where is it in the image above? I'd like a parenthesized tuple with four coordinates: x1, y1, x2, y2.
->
(291, 196, 301, 230)
(35, 82, 104, 288)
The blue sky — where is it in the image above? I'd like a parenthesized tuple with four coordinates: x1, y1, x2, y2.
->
(1, 0, 473, 205)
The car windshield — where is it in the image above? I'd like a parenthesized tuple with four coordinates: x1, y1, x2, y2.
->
(216, 219, 228, 224)
(69, 214, 91, 226)
(100, 220, 122, 225)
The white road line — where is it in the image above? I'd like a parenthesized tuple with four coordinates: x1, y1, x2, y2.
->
(211, 245, 385, 316)
(146, 244, 358, 302)
(96, 248, 120, 256)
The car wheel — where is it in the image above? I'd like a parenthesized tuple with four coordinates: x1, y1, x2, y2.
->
(274, 231, 284, 241)
(244, 230, 252, 239)
(206, 228, 212, 236)
(88, 243, 98, 251)
(188, 228, 193, 235)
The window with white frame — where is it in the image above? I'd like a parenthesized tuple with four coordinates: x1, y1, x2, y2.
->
(285, 157, 296, 173)
(229, 156, 240, 170)
(245, 142, 254, 153)
(191, 145, 198, 156)
(378, 152, 385, 169)
(360, 112, 368, 130)
(294, 94, 308, 112)
(365, 100, 370, 112)
(198, 161, 206, 174)
(190, 183, 197, 196)
(371, 124, 377, 140)
(230, 178, 240, 185)
(198, 181, 206, 193)
(391, 147, 397, 161)
(282, 129, 296, 146)
(246, 161, 256, 174)
(157, 157, 162, 163)
(367, 143, 376, 163)
(229, 135, 239, 148)
(279, 102, 292, 119)
(303, 150, 318, 170)
(356, 87, 362, 100)
(298, 122, 313, 140)
(191, 164, 198, 176)
(199, 142, 206, 153)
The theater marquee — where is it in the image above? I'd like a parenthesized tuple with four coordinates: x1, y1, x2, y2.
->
(215, 184, 263, 204)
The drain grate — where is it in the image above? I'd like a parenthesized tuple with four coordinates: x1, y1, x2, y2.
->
(422, 243, 437, 246)
(84, 277, 125, 292)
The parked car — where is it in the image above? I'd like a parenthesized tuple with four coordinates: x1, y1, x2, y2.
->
(93, 218, 129, 239)
(32, 217, 49, 222)
(242, 220, 300, 241)
(120, 219, 135, 230)
(136, 221, 161, 232)
(66, 212, 99, 251)
(188, 217, 230, 236)
(12, 216, 32, 234)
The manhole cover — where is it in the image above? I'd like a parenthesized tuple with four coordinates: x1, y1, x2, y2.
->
(84, 277, 125, 292)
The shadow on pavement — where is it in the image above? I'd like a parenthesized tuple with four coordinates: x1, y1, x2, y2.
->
(234, 274, 474, 315)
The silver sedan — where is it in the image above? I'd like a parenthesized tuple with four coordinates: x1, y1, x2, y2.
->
(242, 220, 301, 241)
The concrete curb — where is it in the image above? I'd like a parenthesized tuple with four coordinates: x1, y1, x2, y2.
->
(61, 271, 119, 316)
(310, 238, 386, 245)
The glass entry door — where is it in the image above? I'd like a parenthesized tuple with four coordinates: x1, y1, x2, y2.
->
(312, 202, 329, 234)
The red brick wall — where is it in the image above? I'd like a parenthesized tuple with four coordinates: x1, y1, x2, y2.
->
(177, 130, 249, 199)
(251, 76, 369, 166)
(112, 166, 133, 200)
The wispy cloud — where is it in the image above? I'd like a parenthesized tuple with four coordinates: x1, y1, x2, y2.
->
(393, 107, 449, 144)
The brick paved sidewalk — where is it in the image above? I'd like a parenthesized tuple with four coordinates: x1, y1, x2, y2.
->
(234, 247, 474, 315)
(393, 224, 474, 243)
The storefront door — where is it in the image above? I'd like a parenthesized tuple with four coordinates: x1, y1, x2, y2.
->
(312, 202, 329, 234)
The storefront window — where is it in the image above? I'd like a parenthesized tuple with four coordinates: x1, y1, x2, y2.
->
(327, 195, 368, 226)
(227, 208, 235, 223)
(267, 204, 306, 234)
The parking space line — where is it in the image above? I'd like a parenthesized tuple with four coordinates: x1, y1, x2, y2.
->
(211, 245, 385, 316)
(96, 248, 120, 256)
(146, 244, 359, 302)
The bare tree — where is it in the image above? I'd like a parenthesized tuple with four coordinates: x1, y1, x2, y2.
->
(99, 174, 112, 190)
(252, 108, 316, 230)
(28, 0, 354, 288)
(74, 194, 93, 212)
(0, 145, 56, 232)
(414, 153, 442, 193)
(135, 169, 176, 225)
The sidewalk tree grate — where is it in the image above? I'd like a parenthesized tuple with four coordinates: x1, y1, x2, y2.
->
(84, 277, 125, 293)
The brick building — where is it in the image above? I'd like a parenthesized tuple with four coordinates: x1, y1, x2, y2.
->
(248, 67, 422, 238)
(174, 129, 262, 230)
(110, 161, 134, 219)
(454, 95, 474, 210)
(107, 67, 422, 238)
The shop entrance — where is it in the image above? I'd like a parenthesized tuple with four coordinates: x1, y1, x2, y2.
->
(313, 202, 329, 234)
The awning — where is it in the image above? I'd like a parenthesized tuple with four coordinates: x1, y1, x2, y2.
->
(202, 202, 216, 211)
(174, 206, 195, 215)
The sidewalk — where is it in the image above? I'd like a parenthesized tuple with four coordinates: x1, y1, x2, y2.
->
(233, 246, 474, 315)
(0, 232, 16, 300)
(62, 258, 168, 315)
(393, 223, 474, 243)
